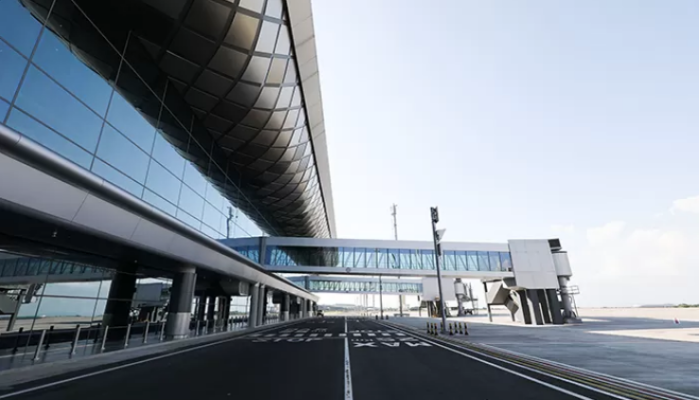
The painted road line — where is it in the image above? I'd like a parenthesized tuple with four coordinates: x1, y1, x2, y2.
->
(375, 322, 600, 400)
(324, 333, 333, 338)
(339, 333, 346, 338)
(344, 337, 353, 400)
(309, 333, 319, 337)
(0, 321, 307, 400)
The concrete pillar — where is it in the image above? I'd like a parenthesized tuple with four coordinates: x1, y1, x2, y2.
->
(482, 282, 493, 322)
(515, 291, 532, 324)
(281, 293, 290, 322)
(222, 297, 231, 325)
(165, 267, 196, 339)
(526, 290, 544, 325)
(103, 269, 137, 331)
(256, 285, 266, 326)
(546, 289, 564, 325)
(249, 284, 260, 328)
(196, 296, 206, 322)
(537, 290, 552, 324)
(558, 276, 576, 319)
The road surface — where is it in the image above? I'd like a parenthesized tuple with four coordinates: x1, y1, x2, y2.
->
(0, 318, 649, 399)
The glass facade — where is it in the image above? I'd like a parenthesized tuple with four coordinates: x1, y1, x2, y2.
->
(0, 0, 267, 240)
(306, 280, 422, 294)
(265, 245, 513, 272)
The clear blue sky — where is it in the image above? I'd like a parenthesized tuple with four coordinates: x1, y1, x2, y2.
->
(312, 0, 698, 307)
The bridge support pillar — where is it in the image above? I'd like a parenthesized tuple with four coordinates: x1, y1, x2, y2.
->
(103, 267, 137, 337)
(206, 295, 216, 331)
(249, 283, 260, 328)
(195, 296, 206, 323)
(526, 289, 544, 325)
(165, 267, 196, 340)
(546, 289, 564, 325)
(537, 290, 552, 324)
(256, 285, 266, 326)
(281, 293, 290, 322)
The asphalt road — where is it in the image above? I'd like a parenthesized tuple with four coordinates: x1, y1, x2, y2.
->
(0, 318, 635, 400)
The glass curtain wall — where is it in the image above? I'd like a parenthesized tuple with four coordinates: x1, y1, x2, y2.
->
(0, 0, 266, 240)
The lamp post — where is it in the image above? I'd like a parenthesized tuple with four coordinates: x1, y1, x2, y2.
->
(430, 207, 448, 333)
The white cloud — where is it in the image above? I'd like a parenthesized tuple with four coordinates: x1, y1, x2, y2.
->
(571, 198, 698, 307)
(585, 221, 625, 246)
(551, 224, 575, 234)
(670, 195, 699, 214)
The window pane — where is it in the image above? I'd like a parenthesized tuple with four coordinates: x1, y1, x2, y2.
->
(91, 159, 142, 197)
(151, 133, 185, 178)
(421, 250, 434, 270)
(489, 252, 502, 272)
(33, 32, 112, 116)
(477, 251, 490, 271)
(0, 98, 10, 121)
(145, 161, 181, 204)
(202, 201, 223, 232)
(6, 108, 92, 168)
(16, 66, 102, 152)
(500, 252, 513, 271)
(365, 249, 376, 268)
(444, 251, 456, 271)
(467, 251, 478, 271)
(456, 251, 468, 271)
(177, 208, 200, 230)
(377, 249, 387, 269)
(388, 249, 399, 269)
(0, 39, 26, 102)
(183, 162, 207, 194)
(205, 184, 225, 211)
(106, 91, 156, 152)
(178, 184, 204, 220)
(96, 125, 150, 183)
(353, 248, 365, 268)
(143, 189, 176, 216)
(0, 0, 42, 57)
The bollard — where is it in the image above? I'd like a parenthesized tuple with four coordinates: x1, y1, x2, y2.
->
(464, 323, 469, 336)
(159, 322, 165, 341)
(426, 322, 430, 333)
(33, 330, 47, 361)
(45, 325, 54, 349)
(195, 320, 200, 336)
(143, 321, 150, 344)
(12, 327, 24, 354)
(124, 324, 132, 348)
(100, 326, 109, 352)
(449, 323, 454, 335)
(71, 325, 81, 355)
(206, 320, 211, 334)
(458, 323, 463, 335)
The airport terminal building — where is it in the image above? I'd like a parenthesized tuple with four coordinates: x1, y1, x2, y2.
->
(0, 0, 577, 364)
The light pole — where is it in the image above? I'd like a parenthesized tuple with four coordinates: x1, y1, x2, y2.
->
(430, 207, 448, 333)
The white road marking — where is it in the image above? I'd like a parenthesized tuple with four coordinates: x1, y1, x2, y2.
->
(339, 333, 346, 338)
(381, 333, 391, 337)
(352, 333, 361, 337)
(309, 333, 319, 337)
(377, 322, 598, 400)
(344, 337, 354, 400)
(367, 333, 376, 337)
(324, 333, 333, 337)
(0, 322, 305, 399)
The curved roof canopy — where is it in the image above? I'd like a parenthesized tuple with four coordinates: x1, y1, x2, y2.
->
(28, 0, 335, 238)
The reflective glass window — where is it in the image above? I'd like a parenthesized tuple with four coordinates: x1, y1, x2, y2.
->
(178, 184, 205, 219)
(143, 189, 176, 216)
(145, 161, 182, 204)
(455, 251, 468, 271)
(6, 108, 92, 168)
(33, 32, 112, 116)
(183, 162, 207, 194)
(467, 251, 478, 271)
(151, 133, 185, 178)
(0, 0, 42, 57)
(91, 159, 142, 197)
(205, 184, 225, 211)
(388, 249, 399, 269)
(489, 252, 502, 272)
(106, 91, 156, 152)
(0, 98, 10, 121)
(443, 251, 456, 271)
(96, 125, 149, 183)
(500, 252, 513, 271)
(477, 251, 490, 271)
(16, 66, 102, 152)
(177, 208, 200, 229)
(0, 39, 26, 102)
(353, 248, 365, 268)
(377, 249, 387, 269)
(340, 247, 352, 267)
(202, 201, 223, 232)
(365, 249, 376, 268)
(421, 250, 435, 270)
(200, 223, 220, 240)
(399, 249, 411, 269)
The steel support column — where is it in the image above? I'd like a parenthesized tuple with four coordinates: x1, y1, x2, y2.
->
(165, 267, 196, 340)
